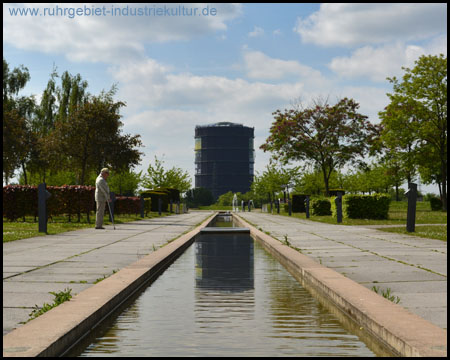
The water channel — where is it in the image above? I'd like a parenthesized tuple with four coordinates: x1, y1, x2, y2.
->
(68, 215, 384, 357)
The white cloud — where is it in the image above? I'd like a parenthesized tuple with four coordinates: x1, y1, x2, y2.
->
(111, 55, 394, 185)
(111, 57, 312, 116)
(3, 3, 243, 63)
(243, 50, 325, 83)
(329, 36, 447, 82)
(294, 3, 447, 47)
(273, 29, 281, 36)
(248, 26, 264, 37)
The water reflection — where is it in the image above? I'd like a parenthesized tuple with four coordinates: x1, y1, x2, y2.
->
(195, 234, 254, 292)
(69, 235, 380, 357)
(209, 213, 234, 227)
(195, 234, 255, 332)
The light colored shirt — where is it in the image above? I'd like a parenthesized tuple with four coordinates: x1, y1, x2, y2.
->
(95, 174, 110, 202)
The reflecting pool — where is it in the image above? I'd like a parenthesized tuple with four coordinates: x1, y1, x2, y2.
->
(69, 233, 379, 357)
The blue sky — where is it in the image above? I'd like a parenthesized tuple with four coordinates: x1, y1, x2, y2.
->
(3, 3, 447, 194)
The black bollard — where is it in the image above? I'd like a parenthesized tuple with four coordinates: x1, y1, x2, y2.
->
(335, 191, 343, 223)
(277, 199, 280, 214)
(406, 183, 417, 232)
(140, 195, 145, 218)
(305, 195, 310, 219)
(288, 197, 292, 216)
(158, 197, 162, 216)
(38, 183, 51, 233)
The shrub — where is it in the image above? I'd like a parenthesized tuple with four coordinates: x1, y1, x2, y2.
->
(114, 196, 140, 215)
(342, 194, 391, 219)
(140, 190, 169, 212)
(216, 191, 235, 206)
(3, 185, 38, 220)
(154, 187, 180, 202)
(3, 185, 95, 221)
(186, 187, 214, 207)
(310, 198, 332, 216)
(430, 196, 443, 211)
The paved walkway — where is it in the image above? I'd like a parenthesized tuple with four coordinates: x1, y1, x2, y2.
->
(237, 212, 447, 330)
(3, 211, 213, 335)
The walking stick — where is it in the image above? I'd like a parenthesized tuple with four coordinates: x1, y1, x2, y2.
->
(106, 200, 115, 230)
(100, 186, 115, 230)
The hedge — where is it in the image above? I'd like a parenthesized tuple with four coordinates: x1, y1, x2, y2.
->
(310, 198, 332, 216)
(430, 196, 443, 211)
(153, 187, 180, 202)
(339, 194, 391, 220)
(3, 185, 152, 221)
(114, 196, 150, 216)
(3, 185, 96, 221)
(141, 190, 169, 212)
(3, 185, 38, 221)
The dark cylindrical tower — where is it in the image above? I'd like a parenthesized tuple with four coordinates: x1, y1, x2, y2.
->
(195, 122, 254, 199)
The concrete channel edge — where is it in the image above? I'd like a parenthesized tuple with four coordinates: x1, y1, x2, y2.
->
(233, 213, 447, 357)
(3, 212, 216, 357)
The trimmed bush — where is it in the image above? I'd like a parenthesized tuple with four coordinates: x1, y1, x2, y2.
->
(430, 196, 443, 211)
(140, 190, 169, 212)
(3, 185, 38, 221)
(3, 185, 95, 221)
(310, 198, 332, 216)
(153, 187, 180, 202)
(342, 194, 391, 219)
(114, 196, 140, 216)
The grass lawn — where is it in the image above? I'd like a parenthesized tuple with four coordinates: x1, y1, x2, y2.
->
(268, 200, 447, 241)
(377, 225, 447, 242)
(273, 200, 446, 225)
(3, 212, 171, 243)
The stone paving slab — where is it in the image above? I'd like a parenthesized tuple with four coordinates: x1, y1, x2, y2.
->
(2, 211, 213, 335)
(238, 212, 447, 330)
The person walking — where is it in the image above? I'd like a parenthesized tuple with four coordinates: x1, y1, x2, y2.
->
(95, 168, 111, 229)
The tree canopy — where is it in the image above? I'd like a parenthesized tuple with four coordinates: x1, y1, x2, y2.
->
(142, 155, 191, 194)
(378, 54, 447, 210)
(261, 97, 378, 196)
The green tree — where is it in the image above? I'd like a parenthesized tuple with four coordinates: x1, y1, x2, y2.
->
(261, 97, 378, 196)
(53, 90, 143, 184)
(108, 169, 142, 196)
(142, 155, 191, 193)
(57, 71, 89, 123)
(186, 187, 214, 207)
(251, 160, 299, 203)
(3, 59, 31, 184)
(216, 191, 237, 206)
(379, 54, 447, 210)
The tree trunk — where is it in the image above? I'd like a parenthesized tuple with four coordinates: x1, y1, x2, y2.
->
(441, 162, 447, 211)
(21, 162, 28, 185)
(322, 167, 330, 197)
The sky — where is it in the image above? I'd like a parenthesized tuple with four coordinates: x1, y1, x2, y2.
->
(3, 3, 447, 194)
